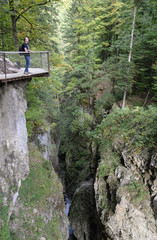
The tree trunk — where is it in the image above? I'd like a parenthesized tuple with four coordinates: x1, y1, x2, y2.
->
(1, 22, 4, 49)
(11, 15, 18, 50)
(128, 4, 137, 63)
(122, 89, 127, 109)
(122, 2, 137, 108)
(9, 0, 19, 50)
(9, 0, 51, 50)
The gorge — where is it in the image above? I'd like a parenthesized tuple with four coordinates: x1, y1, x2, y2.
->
(0, 0, 157, 239)
(0, 81, 69, 240)
(0, 71, 157, 240)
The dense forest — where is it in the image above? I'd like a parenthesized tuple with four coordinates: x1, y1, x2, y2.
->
(0, 0, 157, 239)
(1, 0, 157, 130)
(1, 0, 157, 210)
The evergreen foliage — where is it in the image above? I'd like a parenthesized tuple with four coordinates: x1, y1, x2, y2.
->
(0, 0, 157, 233)
(25, 65, 63, 138)
(0, 0, 60, 50)
(93, 106, 157, 151)
(56, 0, 157, 195)
(62, 0, 157, 105)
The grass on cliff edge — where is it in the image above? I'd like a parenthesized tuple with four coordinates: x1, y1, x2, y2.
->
(93, 105, 157, 152)
(16, 144, 64, 240)
(93, 106, 157, 181)
(19, 144, 63, 209)
(92, 106, 157, 215)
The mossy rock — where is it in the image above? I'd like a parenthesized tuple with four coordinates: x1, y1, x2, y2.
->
(9, 144, 69, 240)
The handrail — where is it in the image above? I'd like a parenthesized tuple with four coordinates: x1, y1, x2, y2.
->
(0, 51, 50, 83)
(0, 51, 49, 54)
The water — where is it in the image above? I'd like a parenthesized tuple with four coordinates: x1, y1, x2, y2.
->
(65, 196, 77, 239)
(65, 197, 71, 216)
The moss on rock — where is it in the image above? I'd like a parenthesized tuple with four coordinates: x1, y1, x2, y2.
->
(9, 144, 69, 240)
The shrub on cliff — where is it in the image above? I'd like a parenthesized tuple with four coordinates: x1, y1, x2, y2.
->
(93, 106, 157, 151)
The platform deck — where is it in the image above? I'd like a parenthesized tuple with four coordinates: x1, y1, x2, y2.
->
(0, 68, 49, 83)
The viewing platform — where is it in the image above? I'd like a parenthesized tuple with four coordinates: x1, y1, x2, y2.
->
(0, 51, 50, 84)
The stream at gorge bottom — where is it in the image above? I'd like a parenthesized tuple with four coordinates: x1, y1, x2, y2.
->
(65, 195, 77, 240)
(57, 151, 105, 240)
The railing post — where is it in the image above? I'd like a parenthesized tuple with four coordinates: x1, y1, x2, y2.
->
(47, 52, 50, 73)
(40, 52, 43, 68)
(3, 53, 7, 84)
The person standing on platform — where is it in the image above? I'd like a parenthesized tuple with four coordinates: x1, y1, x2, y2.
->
(22, 37, 33, 74)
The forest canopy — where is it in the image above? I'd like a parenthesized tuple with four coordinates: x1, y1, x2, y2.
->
(0, 0, 157, 135)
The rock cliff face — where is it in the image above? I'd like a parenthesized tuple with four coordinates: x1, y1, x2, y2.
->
(94, 140, 157, 240)
(0, 57, 19, 74)
(69, 179, 104, 240)
(9, 144, 69, 240)
(0, 82, 69, 239)
(61, 107, 157, 240)
(36, 129, 60, 169)
(0, 81, 29, 211)
(37, 130, 52, 160)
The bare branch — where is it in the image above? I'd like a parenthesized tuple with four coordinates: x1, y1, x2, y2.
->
(20, 15, 33, 28)
(16, 0, 51, 21)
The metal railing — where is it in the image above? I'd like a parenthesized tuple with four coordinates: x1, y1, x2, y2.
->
(0, 51, 50, 83)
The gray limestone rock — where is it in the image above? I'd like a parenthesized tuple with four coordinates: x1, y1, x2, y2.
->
(37, 130, 52, 160)
(122, 148, 150, 173)
(36, 129, 60, 168)
(105, 196, 157, 240)
(0, 82, 29, 211)
(94, 160, 157, 240)
(153, 195, 157, 216)
(0, 57, 19, 73)
(69, 179, 104, 240)
(0, 82, 71, 239)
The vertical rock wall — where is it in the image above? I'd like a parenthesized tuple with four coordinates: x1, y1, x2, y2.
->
(94, 144, 157, 240)
(69, 180, 105, 240)
(0, 81, 69, 239)
(0, 81, 29, 209)
(36, 129, 60, 168)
